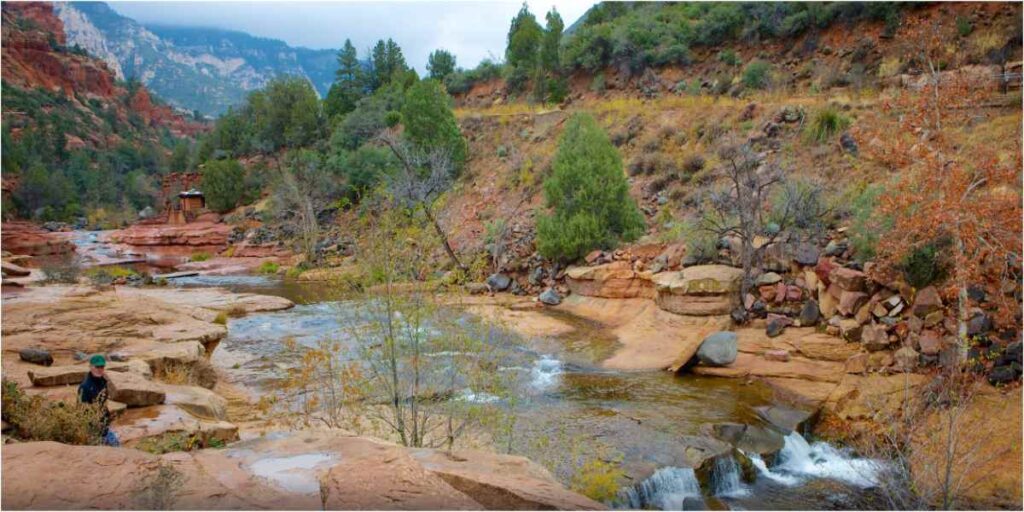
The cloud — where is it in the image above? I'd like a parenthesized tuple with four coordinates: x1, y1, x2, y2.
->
(110, 1, 596, 73)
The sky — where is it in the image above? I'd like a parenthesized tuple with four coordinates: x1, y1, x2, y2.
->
(110, 1, 598, 73)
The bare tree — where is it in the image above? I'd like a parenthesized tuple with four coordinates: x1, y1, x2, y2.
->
(697, 140, 827, 299)
(271, 150, 338, 264)
(377, 129, 466, 271)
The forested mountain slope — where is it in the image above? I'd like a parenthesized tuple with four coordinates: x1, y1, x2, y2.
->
(55, 1, 337, 116)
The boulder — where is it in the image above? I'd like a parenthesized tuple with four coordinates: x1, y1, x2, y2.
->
(465, 283, 489, 295)
(755, 272, 782, 286)
(163, 384, 228, 420)
(912, 286, 943, 316)
(967, 314, 992, 336)
(818, 286, 838, 318)
(839, 319, 864, 342)
(830, 267, 866, 291)
(18, 348, 53, 367)
(766, 316, 791, 338)
(894, 346, 919, 370)
(838, 291, 868, 316)
(754, 405, 816, 434)
(845, 353, 869, 374)
(652, 265, 743, 316)
(861, 324, 891, 352)
(711, 423, 785, 461)
(697, 332, 738, 366)
(988, 365, 1020, 385)
(794, 244, 820, 267)
(486, 273, 512, 292)
(799, 300, 820, 326)
(106, 371, 165, 407)
(538, 288, 562, 306)
(918, 330, 943, 355)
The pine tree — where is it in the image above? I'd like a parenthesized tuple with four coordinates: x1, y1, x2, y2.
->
(536, 113, 645, 262)
(506, 3, 543, 72)
(401, 79, 467, 170)
(370, 39, 409, 91)
(540, 8, 563, 74)
(427, 49, 456, 81)
(326, 39, 365, 118)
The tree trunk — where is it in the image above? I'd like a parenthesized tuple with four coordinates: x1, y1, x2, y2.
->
(423, 206, 467, 272)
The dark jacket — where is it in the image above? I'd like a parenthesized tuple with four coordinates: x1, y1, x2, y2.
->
(78, 373, 111, 429)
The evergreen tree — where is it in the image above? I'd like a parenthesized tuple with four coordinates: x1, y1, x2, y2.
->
(201, 159, 245, 213)
(427, 49, 457, 81)
(540, 8, 564, 74)
(326, 39, 366, 118)
(401, 79, 467, 171)
(506, 3, 543, 72)
(536, 113, 645, 262)
(370, 38, 409, 90)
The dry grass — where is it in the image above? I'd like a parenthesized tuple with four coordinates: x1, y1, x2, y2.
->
(158, 359, 218, 389)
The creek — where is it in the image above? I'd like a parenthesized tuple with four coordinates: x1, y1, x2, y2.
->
(169, 273, 887, 510)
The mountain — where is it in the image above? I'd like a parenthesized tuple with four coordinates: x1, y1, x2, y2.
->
(2, 1, 204, 224)
(54, 1, 338, 116)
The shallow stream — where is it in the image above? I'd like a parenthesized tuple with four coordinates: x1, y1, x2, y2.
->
(172, 273, 886, 510)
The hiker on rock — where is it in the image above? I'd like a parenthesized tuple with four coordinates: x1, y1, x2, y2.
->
(78, 354, 120, 446)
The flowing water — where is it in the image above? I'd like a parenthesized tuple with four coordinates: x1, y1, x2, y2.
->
(179, 273, 886, 510)
(65, 234, 886, 510)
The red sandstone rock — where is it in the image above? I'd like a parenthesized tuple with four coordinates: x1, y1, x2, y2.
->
(0, 221, 75, 256)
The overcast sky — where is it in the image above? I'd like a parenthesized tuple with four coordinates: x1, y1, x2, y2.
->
(110, 1, 597, 73)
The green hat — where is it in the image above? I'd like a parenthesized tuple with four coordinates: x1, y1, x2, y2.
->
(89, 354, 106, 367)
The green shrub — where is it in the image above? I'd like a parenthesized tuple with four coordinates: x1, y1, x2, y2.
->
(718, 49, 741, 66)
(257, 261, 280, 274)
(201, 159, 245, 213)
(900, 242, 948, 289)
(682, 154, 705, 174)
(590, 73, 606, 93)
(956, 16, 973, 38)
(741, 60, 771, 90)
(190, 252, 212, 262)
(536, 113, 645, 263)
(847, 184, 886, 262)
(804, 107, 852, 143)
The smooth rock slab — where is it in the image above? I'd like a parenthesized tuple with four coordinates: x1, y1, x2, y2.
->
(107, 371, 165, 407)
(27, 360, 150, 387)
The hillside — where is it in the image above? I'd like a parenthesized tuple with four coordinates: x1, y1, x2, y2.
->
(55, 1, 337, 116)
(1, 1, 204, 225)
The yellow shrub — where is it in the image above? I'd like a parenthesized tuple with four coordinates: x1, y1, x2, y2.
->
(571, 459, 625, 503)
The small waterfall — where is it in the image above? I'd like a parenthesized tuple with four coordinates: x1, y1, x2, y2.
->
(750, 432, 883, 488)
(711, 456, 748, 498)
(530, 355, 562, 390)
(622, 466, 702, 510)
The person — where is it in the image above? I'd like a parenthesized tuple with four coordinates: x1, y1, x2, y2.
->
(78, 354, 120, 446)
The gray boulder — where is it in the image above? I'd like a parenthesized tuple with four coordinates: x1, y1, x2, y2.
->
(539, 288, 562, 306)
(486, 273, 512, 292)
(794, 243, 820, 266)
(19, 348, 53, 367)
(754, 405, 817, 434)
(696, 332, 738, 366)
(798, 299, 820, 326)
